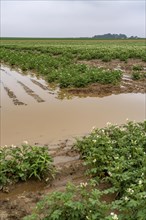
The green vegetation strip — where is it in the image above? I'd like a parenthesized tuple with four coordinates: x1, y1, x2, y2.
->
(0, 144, 55, 189)
(24, 121, 146, 220)
(1, 39, 146, 89)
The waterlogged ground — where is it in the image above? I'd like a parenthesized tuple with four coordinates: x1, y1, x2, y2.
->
(0, 65, 145, 146)
(0, 65, 146, 219)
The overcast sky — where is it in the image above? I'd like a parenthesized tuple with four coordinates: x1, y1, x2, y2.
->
(1, 0, 145, 38)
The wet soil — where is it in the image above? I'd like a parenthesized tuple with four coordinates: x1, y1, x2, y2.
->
(30, 79, 49, 90)
(67, 59, 146, 97)
(0, 141, 87, 220)
(78, 59, 146, 74)
(0, 140, 117, 220)
(0, 62, 146, 219)
(66, 79, 145, 97)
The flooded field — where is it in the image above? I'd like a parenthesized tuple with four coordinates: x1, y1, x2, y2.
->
(0, 65, 145, 146)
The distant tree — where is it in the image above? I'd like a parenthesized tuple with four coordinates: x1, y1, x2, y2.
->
(92, 33, 128, 39)
(129, 36, 138, 39)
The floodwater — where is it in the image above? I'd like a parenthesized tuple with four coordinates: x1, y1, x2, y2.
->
(0, 65, 146, 146)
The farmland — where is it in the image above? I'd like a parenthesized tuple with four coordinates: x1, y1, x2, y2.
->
(0, 39, 146, 91)
(0, 39, 146, 219)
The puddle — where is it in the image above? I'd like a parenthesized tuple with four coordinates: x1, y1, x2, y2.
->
(0, 65, 57, 107)
(0, 65, 146, 146)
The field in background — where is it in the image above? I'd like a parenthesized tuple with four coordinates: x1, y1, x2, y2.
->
(1, 39, 146, 89)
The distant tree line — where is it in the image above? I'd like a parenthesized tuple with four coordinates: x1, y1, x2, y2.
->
(92, 33, 139, 39)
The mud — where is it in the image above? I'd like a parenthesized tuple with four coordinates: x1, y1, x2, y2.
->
(0, 140, 116, 220)
(0, 162, 86, 219)
(65, 59, 146, 97)
(78, 59, 146, 74)
(66, 79, 145, 97)
(0, 63, 146, 219)
(30, 78, 48, 90)
(0, 140, 87, 220)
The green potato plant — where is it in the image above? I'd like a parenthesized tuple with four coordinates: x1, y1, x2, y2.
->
(0, 39, 145, 90)
(0, 144, 55, 189)
(24, 121, 146, 220)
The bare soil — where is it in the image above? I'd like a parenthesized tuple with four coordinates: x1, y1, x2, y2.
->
(30, 79, 48, 90)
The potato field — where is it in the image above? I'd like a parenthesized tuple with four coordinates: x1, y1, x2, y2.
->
(0, 38, 146, 220)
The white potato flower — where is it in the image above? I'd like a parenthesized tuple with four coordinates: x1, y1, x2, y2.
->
(110, 212, 118, 220)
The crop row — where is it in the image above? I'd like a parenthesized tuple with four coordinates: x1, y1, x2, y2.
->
(24, 121, 146, 220)
(0, 121, 145, 219)
(0, 144, 55, 189)
(0, 39, 146, 88)
(0, 48, 122, 87)
(1, 40, 146, 62)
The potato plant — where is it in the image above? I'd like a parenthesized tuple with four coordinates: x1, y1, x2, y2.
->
(24, 121, 146, 220)
(0, 144, 55, 189)
(0, 39, 146, 89)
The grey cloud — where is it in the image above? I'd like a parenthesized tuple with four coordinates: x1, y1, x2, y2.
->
(1, 0, 145, 37)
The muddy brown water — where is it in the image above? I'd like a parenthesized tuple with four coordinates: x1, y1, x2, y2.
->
(0, 65, 146, 206)
(0, 65, 146, 147)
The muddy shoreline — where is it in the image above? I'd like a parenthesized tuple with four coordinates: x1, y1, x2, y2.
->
(66, 79, 146, 98)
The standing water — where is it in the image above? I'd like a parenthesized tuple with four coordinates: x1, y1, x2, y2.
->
(0, 65, 145, 146)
